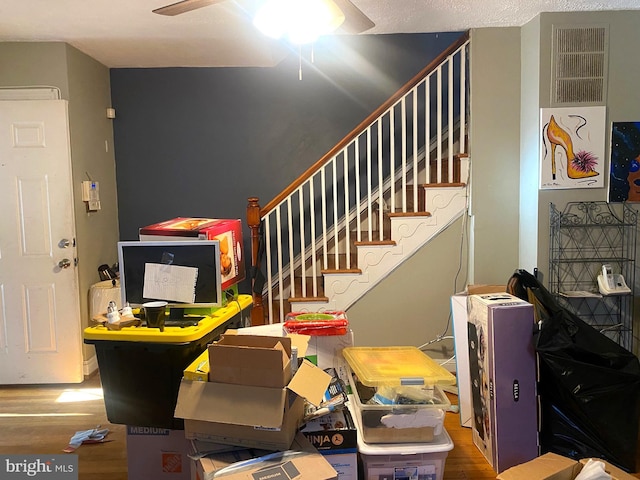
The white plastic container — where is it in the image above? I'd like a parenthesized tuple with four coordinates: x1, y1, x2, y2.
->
(352, 401, 454, 480)
(343, 347, 454, 444)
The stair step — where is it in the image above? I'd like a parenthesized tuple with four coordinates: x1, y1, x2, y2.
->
(289, 295, 329, 304)
(353, 240, 396, 247)
(422, 182, 466, 188)
(387, 211, 432, 218)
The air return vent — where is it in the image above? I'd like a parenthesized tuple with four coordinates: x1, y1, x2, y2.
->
(551, 25, 608, 105)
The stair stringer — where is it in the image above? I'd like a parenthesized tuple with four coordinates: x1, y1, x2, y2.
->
(290, 185, 468, 312)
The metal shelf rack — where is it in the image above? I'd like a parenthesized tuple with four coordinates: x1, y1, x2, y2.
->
(549, 201, 637, 350)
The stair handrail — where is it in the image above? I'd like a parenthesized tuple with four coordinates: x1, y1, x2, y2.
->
(259, 31, 470, 218)
(248, 31, 470, 325)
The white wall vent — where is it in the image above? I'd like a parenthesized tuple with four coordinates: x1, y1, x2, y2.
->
(551, 25, 608, 105)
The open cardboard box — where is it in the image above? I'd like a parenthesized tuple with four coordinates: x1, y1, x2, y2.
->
(208, 334, 295, 388)
(496, 453, 638, 480)
(194, 432, 338, 480)
(175, 355, 331, 451)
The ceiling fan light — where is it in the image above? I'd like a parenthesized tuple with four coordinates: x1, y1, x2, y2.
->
(254, 0, 345, 44)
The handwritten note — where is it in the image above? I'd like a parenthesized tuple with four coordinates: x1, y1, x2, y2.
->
(143, 263, 198, 303)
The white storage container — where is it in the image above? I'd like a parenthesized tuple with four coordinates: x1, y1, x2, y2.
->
(343, 347, 455, 444)
(353, 403, 454, 480)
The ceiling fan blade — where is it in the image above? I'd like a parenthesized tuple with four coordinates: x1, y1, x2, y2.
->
(333, 0, 375, 34)
(153, 0, 225, 16)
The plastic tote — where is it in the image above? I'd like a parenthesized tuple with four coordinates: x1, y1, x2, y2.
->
(508, 269, 640, 472)
(84, 295, 252, 429)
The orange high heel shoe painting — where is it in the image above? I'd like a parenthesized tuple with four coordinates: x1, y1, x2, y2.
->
(546, 115, 598, 180)
(541, 107, 605, 189)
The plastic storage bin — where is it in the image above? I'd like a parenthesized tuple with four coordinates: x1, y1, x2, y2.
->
(359, 431, 454, 480)
(343, 347, 455, 444)
(351, 399, 454, 480)
(83, 295, 252, 429)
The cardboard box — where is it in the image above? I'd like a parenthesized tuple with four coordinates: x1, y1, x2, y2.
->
(300, 409, 358, 480)
(230, 322, 355, 386)
(299, 409, 358, 453)
(468, 293, 538, 473)
(467, 285, 507, 295)
(139, 217, 245, 291)
(496, 452, 638, 480)
(174, 359, 331, 451)
(126, 426, 191, 480)
(451, 293, 472, 428)
(193, 432, 338, 480)
(208, 334, 293, 388)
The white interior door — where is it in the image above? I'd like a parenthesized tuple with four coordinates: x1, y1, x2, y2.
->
(0, 99, 83, 384)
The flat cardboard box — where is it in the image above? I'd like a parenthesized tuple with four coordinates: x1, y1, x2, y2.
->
(126, 426, 191, 480)
(138, 217, 245, 291)
(496, 452, 638, 480)
(451, 293, 472, 428)
(208, 334, 293, 388)
(174, 359, 331, 451)
(194, 432, 337, 480)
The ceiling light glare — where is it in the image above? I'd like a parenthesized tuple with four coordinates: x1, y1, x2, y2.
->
(254, 0, 345, 44)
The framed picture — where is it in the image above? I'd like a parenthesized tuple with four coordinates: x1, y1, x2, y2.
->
(609, 122, 640, 202)
(540, 106, 606, 189)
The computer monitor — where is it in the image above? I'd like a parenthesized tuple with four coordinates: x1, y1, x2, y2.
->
(118, 240, 223, 318)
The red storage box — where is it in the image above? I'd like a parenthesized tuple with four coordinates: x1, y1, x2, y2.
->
(139, 217, 245, 291)
(284, 311, 349, 336)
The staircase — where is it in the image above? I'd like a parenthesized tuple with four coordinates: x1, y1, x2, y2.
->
(247, 33, 470, 325)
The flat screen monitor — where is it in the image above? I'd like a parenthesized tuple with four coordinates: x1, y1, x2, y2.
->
(118, 240, 222, 315)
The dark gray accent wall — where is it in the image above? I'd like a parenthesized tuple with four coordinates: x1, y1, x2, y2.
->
(110, 32, 464, 289)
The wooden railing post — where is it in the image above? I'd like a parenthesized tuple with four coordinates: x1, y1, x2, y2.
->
(247, 197, 265, 325)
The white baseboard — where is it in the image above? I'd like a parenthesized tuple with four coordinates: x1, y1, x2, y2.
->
(84, 355, 99, 377)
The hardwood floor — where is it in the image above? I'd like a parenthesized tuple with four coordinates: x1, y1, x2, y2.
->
(0, 373, 127, 480)
(0, 374, 637, 479)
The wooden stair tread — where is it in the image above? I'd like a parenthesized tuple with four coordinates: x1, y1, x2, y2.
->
(321, 268, 362, 274)
(289, 296, 329, 303)
(353, 240, 396, 246)
(421, 182, 466, 188)
(387, 211, 432, 218)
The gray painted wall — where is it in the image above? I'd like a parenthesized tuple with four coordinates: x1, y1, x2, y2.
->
(0, 42, 119, 364)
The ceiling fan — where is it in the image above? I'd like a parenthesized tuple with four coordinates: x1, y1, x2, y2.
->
(152, 0, 375, 34)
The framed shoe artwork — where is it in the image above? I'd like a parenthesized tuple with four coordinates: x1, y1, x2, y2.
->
(609, 121, 640, 202)
(539, 106, 606, 189)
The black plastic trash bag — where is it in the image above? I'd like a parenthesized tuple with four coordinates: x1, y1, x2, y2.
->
(508, 269, 640, 472)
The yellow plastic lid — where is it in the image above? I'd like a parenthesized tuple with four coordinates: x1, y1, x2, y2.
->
(342, 346, 456, 386)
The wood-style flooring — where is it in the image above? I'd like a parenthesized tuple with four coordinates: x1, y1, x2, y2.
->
(0, 373, 637, 479)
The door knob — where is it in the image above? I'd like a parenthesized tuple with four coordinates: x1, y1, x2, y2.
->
(58, 238, 72, 248)
(58, 258, 72, 269)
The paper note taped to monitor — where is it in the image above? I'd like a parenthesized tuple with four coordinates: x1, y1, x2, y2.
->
(143, 263, 198, 303)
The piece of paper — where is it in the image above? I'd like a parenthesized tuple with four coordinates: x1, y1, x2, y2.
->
(143, 263, 198, 303)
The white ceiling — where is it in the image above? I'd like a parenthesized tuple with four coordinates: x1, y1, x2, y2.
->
(1, 0, 640, 68)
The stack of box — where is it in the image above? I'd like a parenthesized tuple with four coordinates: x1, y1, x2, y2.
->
(174, 333, 331, 451)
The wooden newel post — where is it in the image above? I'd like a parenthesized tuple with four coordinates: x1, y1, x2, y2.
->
(247, 197, 265, 325)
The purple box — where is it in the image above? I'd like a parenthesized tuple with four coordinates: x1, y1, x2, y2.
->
(467, 293, 539, 473)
